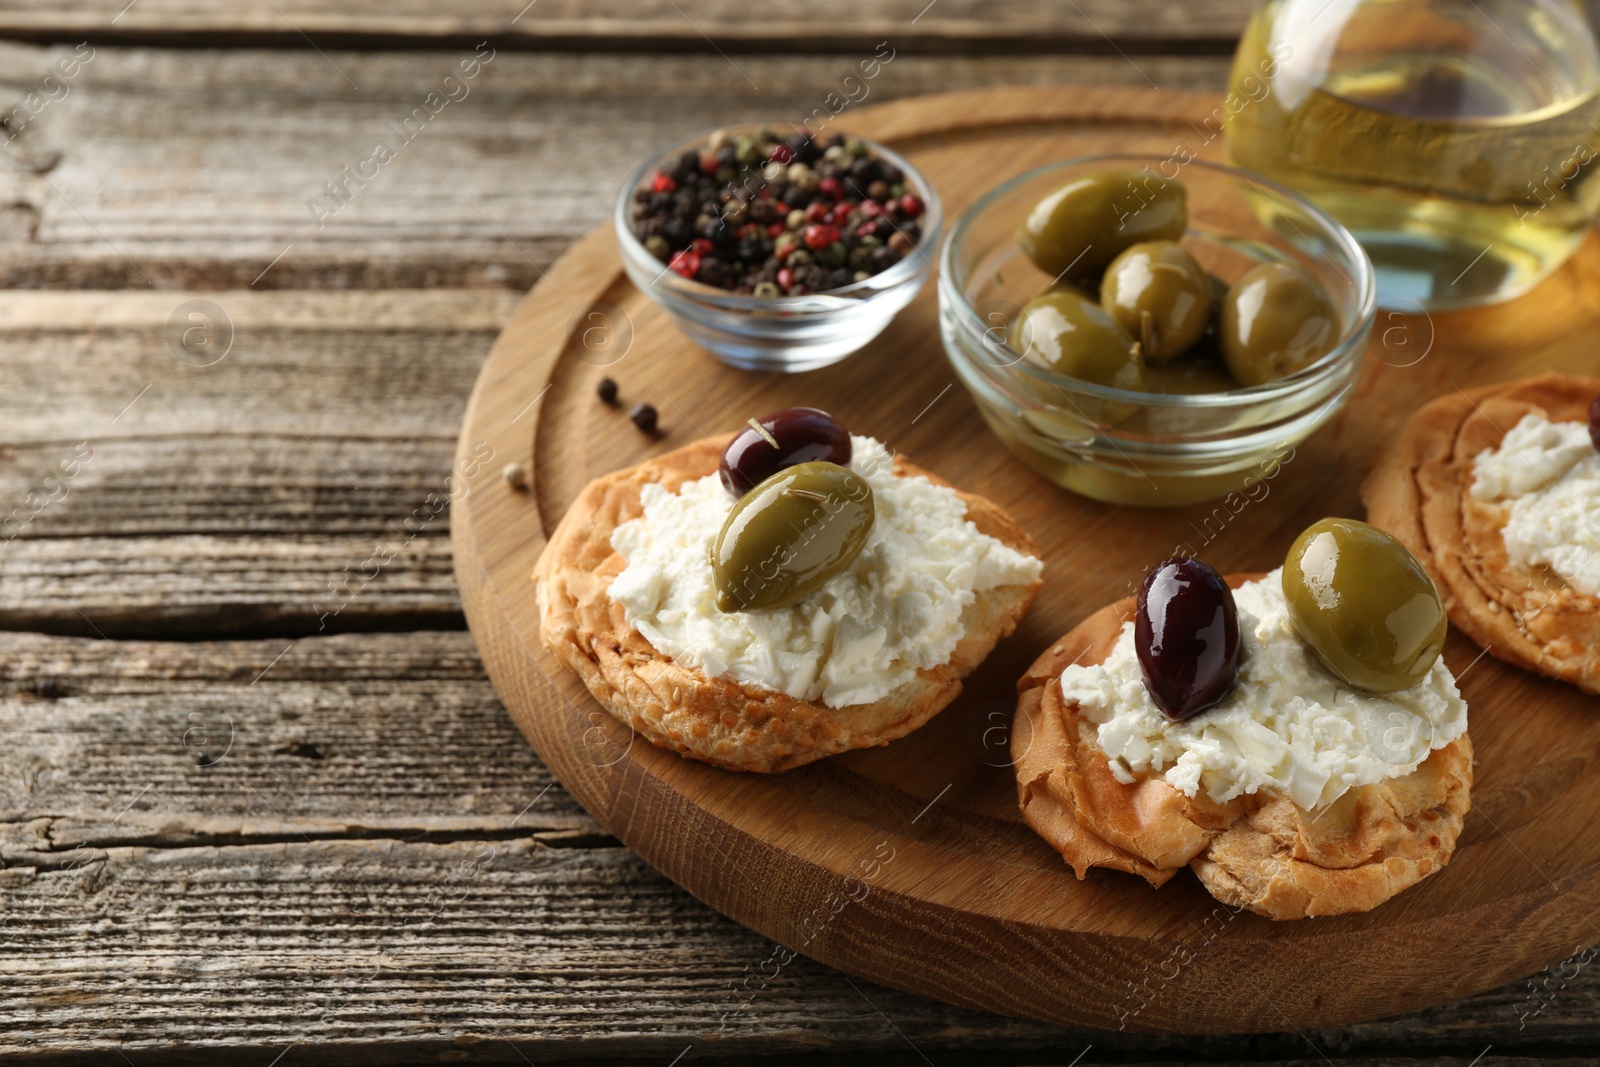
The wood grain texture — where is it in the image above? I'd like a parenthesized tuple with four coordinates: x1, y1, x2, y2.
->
(0, 16, 1586, 1059)
(0, 1, 1253, 50)
(4, 837, 1593, 1065)
(453, 84, 1600, 1033)
(0, 291, 517, 635)
(1, 631, 1597, 1062)
(0, 42, 1227, 289)
(0, 630, 592, 836)
(0, 289, 512, 633)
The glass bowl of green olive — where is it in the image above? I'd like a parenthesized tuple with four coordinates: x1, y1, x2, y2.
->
(938, 156, 1376, 507)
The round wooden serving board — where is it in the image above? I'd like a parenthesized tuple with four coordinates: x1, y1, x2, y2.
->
(452, 86, 1600, 1032)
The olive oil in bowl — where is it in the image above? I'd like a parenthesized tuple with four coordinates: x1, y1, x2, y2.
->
(1226, 0, 1600, 309)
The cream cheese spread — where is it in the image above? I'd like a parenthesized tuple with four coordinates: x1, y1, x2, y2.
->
(1469, 412, 1600, 597)
(1059, 569, 1468, 810)
(607, 436, 1043, 708)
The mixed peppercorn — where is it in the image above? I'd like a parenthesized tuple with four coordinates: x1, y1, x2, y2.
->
(630, 126, 926, 296)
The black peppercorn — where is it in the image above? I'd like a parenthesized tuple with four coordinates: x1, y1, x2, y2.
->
(662, 217, 692, 245)
(630, 403, 659, 434)
(597, 377, 619, 405)
(787, 132, 819, 163)
(698, 256, 728, 286)
(798, 264, 831, 291)
(629, 128, 922, 296)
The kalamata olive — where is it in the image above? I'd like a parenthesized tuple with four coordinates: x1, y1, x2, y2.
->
(1135, 557, 1241, 721)
(1219, 262, 1339, 387)
(1009, 288, 1144, 390)
(1018, 168, 1188, 279)
(710, 461, 875, 613)
(1100, 241, 1213, 361)
(1588, 391, 1600, 452)
(719, 407, 851, 498)
(1282, 518, 1446, 694)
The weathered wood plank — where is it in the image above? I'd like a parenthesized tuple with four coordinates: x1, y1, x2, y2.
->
(1, 534, 462, 637)
(1, 832, 1596, 1062)
(0, 1, 1254, 50)
(1, 630, 1598, 1061)
(0, 290, 514, 438)
(0, 43, 1230, 289)
(0, 291, 511, 635)
(0, 630, 593, 834)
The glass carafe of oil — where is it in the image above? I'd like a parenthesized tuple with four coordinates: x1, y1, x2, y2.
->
(1226, 0, 1600, 310)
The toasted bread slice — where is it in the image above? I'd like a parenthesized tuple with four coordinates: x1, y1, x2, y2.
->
(1014, 577, 1473, 920)
(535, 436, 1043, 773)
(1362, 373, 1600, 695)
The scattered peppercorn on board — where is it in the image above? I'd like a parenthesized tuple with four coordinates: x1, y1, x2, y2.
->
(452, 85, 1600, 1032)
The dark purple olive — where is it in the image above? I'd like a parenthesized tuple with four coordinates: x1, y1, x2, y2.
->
(1589, 391, 1600, 453)
(1135, 557, 1241, 722)
(719, 407, 851, 498)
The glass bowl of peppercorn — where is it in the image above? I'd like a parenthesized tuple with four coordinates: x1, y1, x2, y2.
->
(615, 124, 941, 373)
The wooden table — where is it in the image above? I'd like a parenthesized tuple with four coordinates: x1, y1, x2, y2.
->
(0, 3, 1594, 1063)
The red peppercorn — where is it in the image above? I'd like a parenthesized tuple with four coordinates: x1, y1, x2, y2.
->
(818, 176, 844, 201)
(803, 201, 831, 224)
(776, 267, 795, 291)
(856, 221, 880, 237)
(699, 152, 719, 175)
(768, 143, 794, 164)
(767, 222, 787, 238)
(830, 202, 852, 225)
(899, 194, 925, 219)
(650, 172, 677, 193)
(668, 249, 700, 278)
(690, 238, 715, 255)
(803, 223, 840, 251)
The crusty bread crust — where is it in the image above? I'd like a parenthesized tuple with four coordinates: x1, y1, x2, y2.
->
(1014, 575, 1474, 921)
(534, 436, 1043, 773)
(1362, 373, 1600, 695)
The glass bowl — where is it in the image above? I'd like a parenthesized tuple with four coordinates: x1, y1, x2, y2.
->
(939, 155, 1376, 507)
(615, 125, 942, 373)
